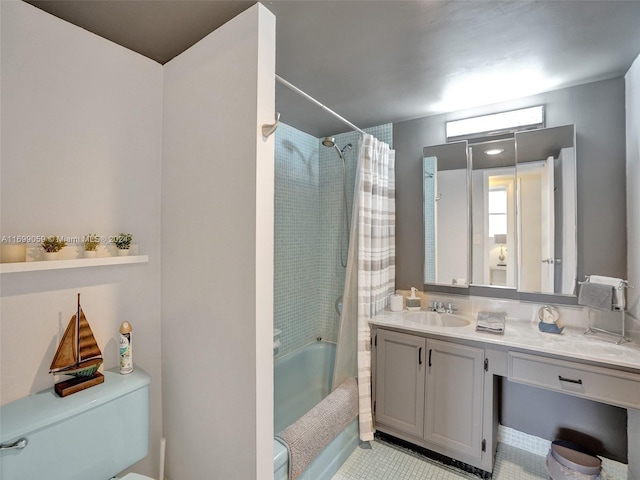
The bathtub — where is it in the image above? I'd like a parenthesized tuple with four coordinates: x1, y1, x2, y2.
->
(274, 341, 359, 480)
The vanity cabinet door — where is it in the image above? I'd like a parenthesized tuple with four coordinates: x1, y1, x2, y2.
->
(424, 339, 484, 462)
(375, 329, 426, 439)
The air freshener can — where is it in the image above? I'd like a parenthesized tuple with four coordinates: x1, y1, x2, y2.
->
(119, 321, 133, 374)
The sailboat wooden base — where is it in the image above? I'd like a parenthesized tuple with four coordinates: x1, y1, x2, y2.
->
(54, 372, 104, 397)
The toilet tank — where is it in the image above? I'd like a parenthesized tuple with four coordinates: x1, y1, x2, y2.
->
(0, 368, 150, 480)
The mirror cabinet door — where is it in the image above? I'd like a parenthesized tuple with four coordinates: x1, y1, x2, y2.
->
(470, 139, 517, 288)
(423, 141, 469, 287)
(515, 125, 577, 295)
(422, 124, 577, 296)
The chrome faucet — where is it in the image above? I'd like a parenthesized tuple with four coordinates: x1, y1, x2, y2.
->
(431, 300, 458, 314)
(431, 301, 446, 313)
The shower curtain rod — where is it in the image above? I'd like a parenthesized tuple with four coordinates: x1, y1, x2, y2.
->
(276, 74, 366, 135)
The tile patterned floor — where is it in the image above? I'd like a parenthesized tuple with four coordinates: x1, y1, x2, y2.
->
(333, 437, 627, 480)
(332, 439, 479, 480)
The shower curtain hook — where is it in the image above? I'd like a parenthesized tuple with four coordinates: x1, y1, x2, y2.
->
(262, 112, 280, 138)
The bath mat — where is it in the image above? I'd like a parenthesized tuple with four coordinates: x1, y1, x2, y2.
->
(275, 376, 358, 480)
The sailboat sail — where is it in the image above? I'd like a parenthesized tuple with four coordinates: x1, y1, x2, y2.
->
(49, 315, 78, 371)
(77, 309, 102, 361)
(50, 295, 103, 377)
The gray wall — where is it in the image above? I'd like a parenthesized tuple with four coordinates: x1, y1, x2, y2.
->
(394, 78, 627, 301)
(394, 78, 629, 462)
(501, 379, 627, 462)
(625, 52, 640, 476)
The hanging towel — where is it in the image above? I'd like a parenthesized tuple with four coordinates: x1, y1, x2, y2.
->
(588, 275, 625, 310)
(275, 377, 358, 480)
(476, 311, 506, 335)
(578, 282, 614, 311)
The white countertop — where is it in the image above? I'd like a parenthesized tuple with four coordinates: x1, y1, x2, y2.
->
(370, 310, 640, 372)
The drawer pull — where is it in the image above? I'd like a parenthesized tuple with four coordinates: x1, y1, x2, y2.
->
(558, 375, 583, 385)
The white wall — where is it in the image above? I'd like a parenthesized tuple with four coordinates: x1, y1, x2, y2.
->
(0, 2, 163, 477)
(161, 4, 275, 479)
(625, 51, 640, 477)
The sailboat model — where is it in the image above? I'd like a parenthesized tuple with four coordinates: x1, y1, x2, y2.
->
(50, 293, 104, 396)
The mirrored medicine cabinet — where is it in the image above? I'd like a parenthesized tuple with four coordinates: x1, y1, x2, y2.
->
(423, 124, 576, 296)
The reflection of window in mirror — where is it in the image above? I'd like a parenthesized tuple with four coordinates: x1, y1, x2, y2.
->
(488, 187, 507, 237)
(484, 174, 515, 287)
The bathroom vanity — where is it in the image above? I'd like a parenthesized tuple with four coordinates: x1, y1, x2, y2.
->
(370, 310, 640, 474)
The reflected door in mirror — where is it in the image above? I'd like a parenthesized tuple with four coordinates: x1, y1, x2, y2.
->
(515, 125, 576, 295)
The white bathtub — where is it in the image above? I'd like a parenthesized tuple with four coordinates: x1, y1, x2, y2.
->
(274, 341, 359, 480)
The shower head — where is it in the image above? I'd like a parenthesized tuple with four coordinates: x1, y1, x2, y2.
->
(340, 143, 353, 156)
(322, 136, 336, 147)
(322, 137, 352, 155)
(321, 136, 351, 268)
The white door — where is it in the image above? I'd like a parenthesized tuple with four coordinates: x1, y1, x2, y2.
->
(540, 156, 555, 291)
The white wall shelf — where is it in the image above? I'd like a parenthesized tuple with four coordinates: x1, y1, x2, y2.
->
(0, 255, 149, 274)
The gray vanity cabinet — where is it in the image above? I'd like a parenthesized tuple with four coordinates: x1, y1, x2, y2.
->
(375, 329, 426, 439)
(374, 329, 486, 470)
(424, 339, 484, 463)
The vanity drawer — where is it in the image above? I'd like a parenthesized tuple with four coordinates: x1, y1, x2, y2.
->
(508, 352, 640, 409)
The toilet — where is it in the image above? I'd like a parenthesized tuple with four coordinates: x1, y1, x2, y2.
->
(0, 368, 155, 480)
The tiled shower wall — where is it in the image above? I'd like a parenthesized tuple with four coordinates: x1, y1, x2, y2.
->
(274, 123, 322, 357)
(275, 122, 393, 359)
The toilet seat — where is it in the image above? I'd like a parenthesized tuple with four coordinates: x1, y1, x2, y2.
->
(121, 474, 155, 480)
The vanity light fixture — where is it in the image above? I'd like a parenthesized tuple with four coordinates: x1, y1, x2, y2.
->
(485, 148, 504, 155)
(446, 105, 544, 141)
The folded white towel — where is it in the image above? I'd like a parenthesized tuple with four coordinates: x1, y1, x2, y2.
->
(476, 311, 506, 335)
(476, 323, 505, 334)
(588, 275, 625, 310)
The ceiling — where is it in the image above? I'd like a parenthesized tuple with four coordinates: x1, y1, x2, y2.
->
(25, 1, 640, 137)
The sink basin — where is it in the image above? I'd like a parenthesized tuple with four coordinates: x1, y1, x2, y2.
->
(404, 311, 470, 327)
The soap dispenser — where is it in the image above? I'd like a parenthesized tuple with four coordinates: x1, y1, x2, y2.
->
(406, 287, 421, 311)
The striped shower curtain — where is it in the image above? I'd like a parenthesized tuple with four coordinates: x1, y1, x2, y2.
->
(356, 134, 395, 441)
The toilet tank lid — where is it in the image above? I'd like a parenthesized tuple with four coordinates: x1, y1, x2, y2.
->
(0, 367, 150, 443)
